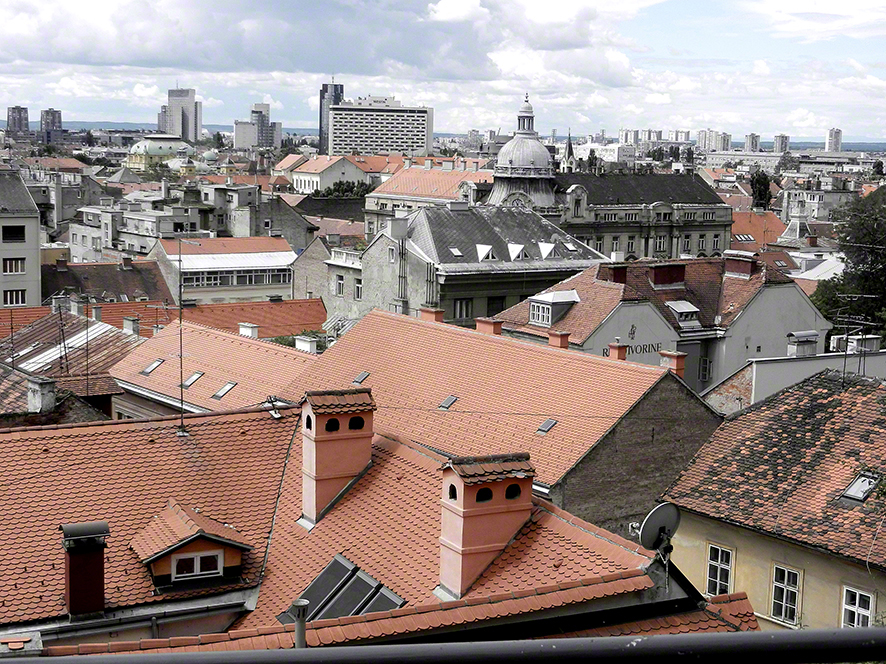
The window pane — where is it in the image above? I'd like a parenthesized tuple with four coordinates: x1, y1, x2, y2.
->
(785, 605, 796, 623)
(859, 594, 871, 611)
(709, 548, 718, 562)
(860, 614, 870, 627)
(175, 557, 195, 576)
(846, 589, 857, 606)
(845, 608, 854, 626)
(775, 567, 785, 584)
(200, 554, 219, 573)
(719, 567, 729, 583)
(720, 549, 731, 565)
(787, 571, 798, 587)
(774, 586, 784, 603)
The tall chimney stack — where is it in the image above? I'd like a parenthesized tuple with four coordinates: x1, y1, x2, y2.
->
(439, 454, 534, 598)
(658, 349, 687, 379)
(59, 521, 110, 616)
(608, 337, 629, 361)
(300, 389, 377, 525)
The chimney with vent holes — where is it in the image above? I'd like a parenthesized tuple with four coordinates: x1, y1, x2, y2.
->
(60, 521, 110, 616)
(122, 316, 140, 337)
(300, 388, 377, 524)
(609, 337, 629, 361)
(658, 349, 687, 379)
(238, 322, 259, 339)
(548, 330, 570, 348)
(420, 307, 445, 323)
(474, 317, 502, 335)
(439, 454, 534, 598)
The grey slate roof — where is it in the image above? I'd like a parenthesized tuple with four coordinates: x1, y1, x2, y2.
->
(0, 170, 39, 215)
(41, 260, 175, 303)
(406, 205, 603, 268)
(554, 173, 725, 206)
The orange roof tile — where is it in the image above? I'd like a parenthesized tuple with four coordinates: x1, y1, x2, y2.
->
(109, 320, 317, 412)
(792, 277, 819, 297)
(292, 156, 345, 174)
(371, 167, 492, 201)
(273, 154, 307, 171)
(0, 302, 175, 340)
(301, 388, 377, 414)
(731, 210, 787, 249)
(179, 299, 327, 338)
(306, 216, 365, 237)
(159, 237, 293, 256)
(447, 453, 535, 484)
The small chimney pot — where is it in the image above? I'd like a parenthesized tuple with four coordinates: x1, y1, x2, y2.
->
(420, 307, 445, 323)
(122, 316, 140, 337)
(548, 330, 570, 348)
(475, 317, 502, 335)
(27, 376, 56, 413)
(608, 339, 629, 361)
(294, 335, 318, 354)
(238, 322, 259, 339)
(56, 257, 68, 272)
(658, 349, 687, 379)
(91, 305, 102, 322)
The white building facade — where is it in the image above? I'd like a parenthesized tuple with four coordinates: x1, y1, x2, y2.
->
(329, 96, 433, 155)
(0, 171, 41, 308)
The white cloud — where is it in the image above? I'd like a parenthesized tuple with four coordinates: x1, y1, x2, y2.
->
(197, 95, 224, 108)
(752, 59, 770, 75)
(742, 0, 886, 40)
(847, 58, 867, 72)
(623, 103, 643, 114)
(786, 107, 828, 130)
(262, 94, 284, 110)
(427, 0, 489, 22)
(644, 92, 671, 105)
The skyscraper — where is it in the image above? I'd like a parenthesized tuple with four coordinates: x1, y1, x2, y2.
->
(40, 108, 62, 132)
(328, 95, 433, 155)
(773, 134, 790, 153)
(6, 106, 29, 138)
(744, 133, 760, 152)
(233, 103, 283, 149)
(159, 89, 202, 142)
(319, 81, 344, 155)
(826, 128, 842, 153)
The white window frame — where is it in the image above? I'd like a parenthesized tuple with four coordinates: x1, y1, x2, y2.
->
(771, 564, 801, 625)
(529, 302, 552, 327)
(594, 237, 604, 253)
(611, 236, 620, 252)
(626, 236, 635, 253)
(354, 278, 363, 301)
(843, 586, 874, 628)
(655, 235, 667, 252)
(2, 257, 25, 275)
(170, 549, 223, 581)
(706, 543, 732, 595)
(335, 274, 344, 297)
(453, 298, 473, 320)
(3, 289, 26, 306)
(698, 234, 707, 250)
(388, 246, 396, 263)
(699, 357, 713, 382)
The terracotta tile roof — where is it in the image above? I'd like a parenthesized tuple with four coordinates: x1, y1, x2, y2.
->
(159, 237, 293, 256)
(54, 374, 123, 396)
(372, 167, 493, 201)
(731, 211, 787, 250)
(130, 499, 252, 563)
(555, 592, 758, 637)
(187, 175, 284, 193)
(861, 183, 881, 198)
(0, 307, 54, 339)
(344, 155, 406, 174)
(179, 299, 327, 338)
(755, 250, 798, 273)
(0, 310, 144, 396)
(292, 156, 345, 174)
(447, 453, 535, 484)
(301, 388, 377, 414)
(664, 370, 886, 569)
(0, 364, 30, 412)
(41, 260, 175, 304)
(306, 216, 365, 238)
(792, 277, 819, 297)
(23, 157, 88, 172)
(273, 154, 306, 171)
(0, 302, 175, 340)
(108, 320, 317, 412)
(0, 407, 297, 625)
(283, 310, 666, 486)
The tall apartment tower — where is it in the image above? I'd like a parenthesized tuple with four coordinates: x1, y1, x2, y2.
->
(233, 103, 282, 149)
(161, 89, 202, 142)
(826, 127, 843, 153)
(6, 106, 29, 137)
(717, 132, 732, 151)
(328, 95, 433, 155)
(773, 134, 790, 153)
(619, 129, 639, 145)
(744, 133, 760, 152)
(319, 81, 344, 155)
(40, 109, 62, 132)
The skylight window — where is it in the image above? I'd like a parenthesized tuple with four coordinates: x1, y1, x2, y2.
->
(439, 395, 458, 410)
(211, 381, 237, 400)
(449, 247, 463, 257)
(537, 418, 558, 434)
(774, 260, 788, 267)
(564, 242, 578, 252)
(353, 371, 370, 385)
(181, 371, 204, 389)
(140, 359, 164, 375)
(844, 472, 880, 501)
(734, 234, 755, 243)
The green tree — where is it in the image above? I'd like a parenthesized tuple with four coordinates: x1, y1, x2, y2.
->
(776, 152, 799, 173)
(214, 132, 224, 149)
(873, 160, 884, 177)
(85, 130, 96, 147)
(750, 171, 772, 209)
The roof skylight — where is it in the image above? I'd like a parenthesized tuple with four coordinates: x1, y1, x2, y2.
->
(211, 381, 237, 400)
(181, 371, 204, 389)
(353, 371, 370, 385)
(774, 260, 788, 267)
(564, 242, 578, 252)
(843, 472, 880, 501)
(439, 395, 458, 410)
(537, 418, 558, 434)
(449, 247, 463, 257)
(140, 359, 164, 375)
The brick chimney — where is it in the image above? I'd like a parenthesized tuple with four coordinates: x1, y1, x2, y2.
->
(439, 454, 534, 598)
(300, 389, 377, 525)
(649, 263, 685, 289)
(724, 250, 756, 278)
(120, 256, 133, 270)
(59, 521, 110, 616)
(419, 307, 445, 323)
(475, 317, 502, 335)
(807, 234, 818, 247)
(548, 330, 570, 348)
(659, 349, 687, 379)
(608, 337, 629, 361)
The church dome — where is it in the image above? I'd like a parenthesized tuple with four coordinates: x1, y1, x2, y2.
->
(493, 94, 553, 179)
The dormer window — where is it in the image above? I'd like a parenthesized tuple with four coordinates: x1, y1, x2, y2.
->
(844, 472, 880, 501)
(477, 244, 497, 261)
(529, 302, 551, 326)
(172, 550, 222, 581)
(666, 300, 701, 329)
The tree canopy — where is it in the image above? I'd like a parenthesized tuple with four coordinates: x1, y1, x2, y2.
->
(750, 171, 772, 209)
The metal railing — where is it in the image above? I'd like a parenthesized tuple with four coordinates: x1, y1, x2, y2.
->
(26, 628, 886, 664)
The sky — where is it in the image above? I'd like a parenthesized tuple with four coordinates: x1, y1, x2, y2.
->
(1, 0, 885, 140)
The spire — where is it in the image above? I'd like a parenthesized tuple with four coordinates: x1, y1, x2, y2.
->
(564, 128, 574, 161)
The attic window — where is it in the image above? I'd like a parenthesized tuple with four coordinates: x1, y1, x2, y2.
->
(181, 371, 204, 389)
(353, 371, 370, 385)
(529, 302, 552, 327)
(449, 247, 463, 257)
(774, 260, 788, 267)
(844, 473, 880, 501)
(172, 550, 222, 581)
(141, 359, 164, 375)
(439, 395, 458, 410)
(477, 244, 497, 261)
(537, 418, 557, 434)
(211, 381, 237, 399)
(564, 242, 578, 252)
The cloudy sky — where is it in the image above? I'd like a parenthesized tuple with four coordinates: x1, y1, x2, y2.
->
(1, 0, 885, 140)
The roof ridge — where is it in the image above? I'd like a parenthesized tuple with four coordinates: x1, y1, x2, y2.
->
(167, 320, 319, 356)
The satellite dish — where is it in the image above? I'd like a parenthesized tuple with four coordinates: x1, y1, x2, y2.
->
(639, 502, 681, 551)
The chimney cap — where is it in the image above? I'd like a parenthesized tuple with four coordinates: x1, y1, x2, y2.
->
(301, 388, 377, 414)
(444, 453, 535, 482)
(60, 521, 110, 543)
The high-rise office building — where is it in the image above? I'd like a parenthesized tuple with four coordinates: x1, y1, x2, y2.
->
(40, 108, 62, 132)
(744, 133, 760, 152)
(6, 106, 29, 138)
(233, 103, 282, 149)
(328, 95, 433, 155)
(826, 127, 842, 153)
(159, 89, 202, 142)
(319, 81, 344, 155)
(773, 134, 790, 153)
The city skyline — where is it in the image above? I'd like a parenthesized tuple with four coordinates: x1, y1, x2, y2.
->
(0, 1, 884, 139)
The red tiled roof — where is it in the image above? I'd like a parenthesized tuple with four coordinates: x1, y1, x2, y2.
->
(301, 388, 377, 414)
(273, 154, 307, 171)
(23, 157, 88, 172)
(372, 167, 493, 201)
(283, 310, 667, 486)
(186, 175, 284, 193)
(0, 408, 297, 625)
(664, 370, 886, 569)
(447, 453, 535, 484)
(179, 299, 327, 338)
(792, 277, 819, 297)
(305, 216, 365, 237)
(292, 156, 345, 174)
(159, 236, 293, 256)
(0, 302, 175, 340)
(755, 250, 798, 273)
(108, 320, 317, 412)
(731, 210, 786, 249)
(130, 499, 252, 563)
(344, 155, 405, 175)
(55, 374, 123, 396)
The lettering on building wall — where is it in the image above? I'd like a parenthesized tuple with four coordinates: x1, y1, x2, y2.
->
(602, 342, 663, 357)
